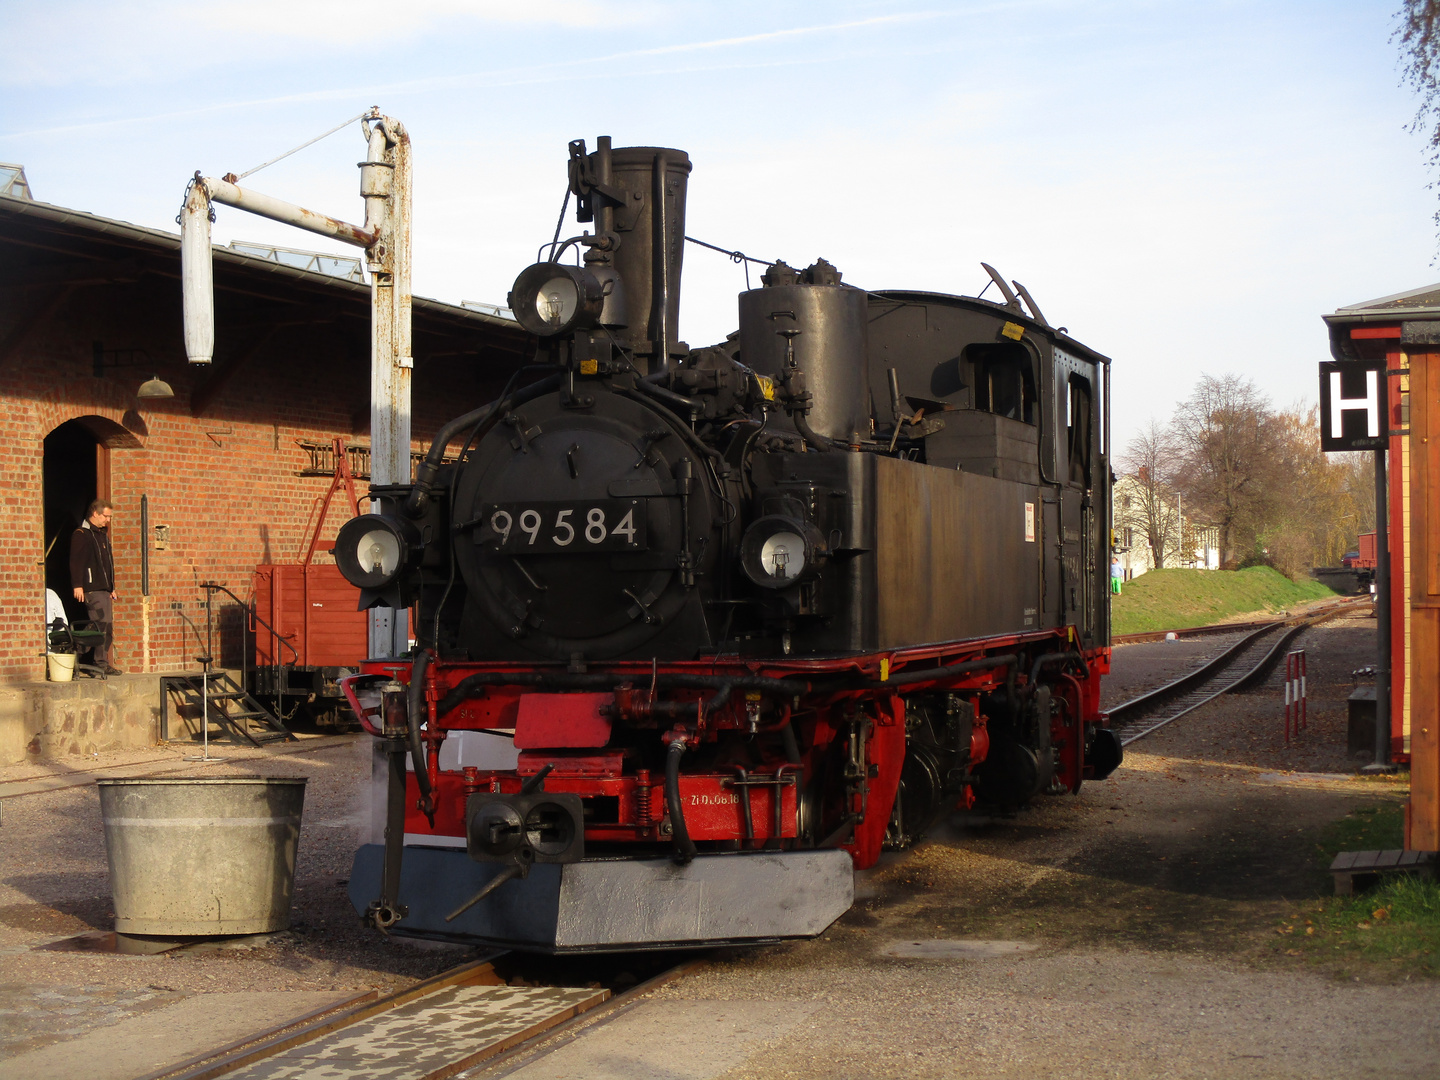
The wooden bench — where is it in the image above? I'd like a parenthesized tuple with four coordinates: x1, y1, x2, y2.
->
(1329, 850, 1438, 896)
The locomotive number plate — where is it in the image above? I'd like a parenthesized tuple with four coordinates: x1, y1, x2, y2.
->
(481, 499, 648, 553)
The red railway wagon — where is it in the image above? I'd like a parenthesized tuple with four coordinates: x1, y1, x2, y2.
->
(249, 439, 372, 726)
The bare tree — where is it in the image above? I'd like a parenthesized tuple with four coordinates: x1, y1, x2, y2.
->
(1397, 1, 1440, 244)
(1261, 406, 1359, 576)
(1345, 454, 1377, 540)
(1170, 374, 1280, 567)
(1117, 419, 1183, 568)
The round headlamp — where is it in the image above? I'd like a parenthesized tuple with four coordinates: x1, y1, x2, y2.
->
(335, 514, 422, 594)
(510, 263, 606, 337)
(740, 515, 822, 589)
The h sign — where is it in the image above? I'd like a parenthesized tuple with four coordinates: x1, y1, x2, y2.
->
(1318, 359, 1388, 452)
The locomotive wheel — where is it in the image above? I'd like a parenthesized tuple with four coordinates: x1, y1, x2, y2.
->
(974, 738, 1041, 809)
(891, 742, 945, 847)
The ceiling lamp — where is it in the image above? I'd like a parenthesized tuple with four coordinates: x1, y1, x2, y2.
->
(137, 375, 175, 400)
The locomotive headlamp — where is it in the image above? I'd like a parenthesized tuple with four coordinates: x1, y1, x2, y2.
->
(509, 263, 606, 337)
(334, 513, 423, 609)
(761, 531, 806, 578)
(740, 515, 823, 589)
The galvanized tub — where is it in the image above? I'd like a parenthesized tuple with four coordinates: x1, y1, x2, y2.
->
(97, 777, 307, 935)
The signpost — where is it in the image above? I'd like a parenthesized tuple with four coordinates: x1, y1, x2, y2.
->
(1319, 358, 1391, 770)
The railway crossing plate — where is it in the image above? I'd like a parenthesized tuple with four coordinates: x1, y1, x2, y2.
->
(222, 984, 607, 1080)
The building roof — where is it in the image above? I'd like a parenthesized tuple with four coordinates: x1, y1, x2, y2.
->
(1332, 281, 1440, 318)
(0, 164, 32, 201)
(1323, 278, 1440, 360)
(0, 192, 528, 344)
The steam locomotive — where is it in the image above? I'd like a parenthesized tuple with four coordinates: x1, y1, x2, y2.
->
(337, 137, 1120, 952)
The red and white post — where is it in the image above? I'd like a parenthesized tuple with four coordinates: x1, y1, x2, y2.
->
(1284, 650, 1308, 745)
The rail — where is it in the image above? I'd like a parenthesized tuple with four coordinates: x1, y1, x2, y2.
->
(1108, 596, 1368, 747)
(1112, 616, 1285, 645)
(139, 953, 702, 1080)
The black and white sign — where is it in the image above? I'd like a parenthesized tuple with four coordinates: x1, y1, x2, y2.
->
(1318, 359, 1388, 452)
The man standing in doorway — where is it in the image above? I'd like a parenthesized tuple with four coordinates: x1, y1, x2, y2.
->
(70, 499, 121, 675)
(1111, 556, 1124, 597)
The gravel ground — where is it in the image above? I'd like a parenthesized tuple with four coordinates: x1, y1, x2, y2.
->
(482, 607, 1431, 1080)
(5, 606, 1432, 1079)
(486, 744, 1431, 1080)
(1110, 610, 1380, 774)
(0, 736, 478, 1061)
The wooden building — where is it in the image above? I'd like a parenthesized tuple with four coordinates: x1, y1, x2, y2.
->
(1325, 285, 1440, 849)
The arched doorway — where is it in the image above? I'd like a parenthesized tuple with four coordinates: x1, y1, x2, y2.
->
(42, 415, 139, 624)
(43, 420, 106, 621)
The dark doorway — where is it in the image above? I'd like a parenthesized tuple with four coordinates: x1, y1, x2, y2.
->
(43, 420, 103, 621)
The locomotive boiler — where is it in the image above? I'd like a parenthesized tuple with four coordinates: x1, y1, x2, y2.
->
(337, 137, 1120, 952)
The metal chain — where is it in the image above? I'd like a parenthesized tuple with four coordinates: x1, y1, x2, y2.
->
(175, 173, 216, 227)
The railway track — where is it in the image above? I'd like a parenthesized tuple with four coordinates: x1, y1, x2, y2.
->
(1111, 616, 1283, 645)
(1107, 597, 1370, 747)
(139, 951, 700, 1080)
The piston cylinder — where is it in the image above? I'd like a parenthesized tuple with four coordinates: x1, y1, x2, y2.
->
(739, 279, 870, 442)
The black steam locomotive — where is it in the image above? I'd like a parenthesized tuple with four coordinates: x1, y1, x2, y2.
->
(337, 138, 1119, 952)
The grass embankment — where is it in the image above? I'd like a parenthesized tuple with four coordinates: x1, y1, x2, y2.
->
(1277, 799, 1440, 979)
(1111, 566, 1335, 635)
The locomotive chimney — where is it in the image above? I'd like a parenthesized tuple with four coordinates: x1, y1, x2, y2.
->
(573, 140, 691, 374)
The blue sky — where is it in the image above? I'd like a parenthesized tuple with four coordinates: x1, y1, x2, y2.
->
(3, 1, 1432, 450)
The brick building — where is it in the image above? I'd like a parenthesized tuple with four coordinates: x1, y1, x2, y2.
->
(0, 187, 530, 685)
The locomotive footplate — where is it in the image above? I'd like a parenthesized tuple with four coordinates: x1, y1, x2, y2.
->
(348, 843, 854, 952)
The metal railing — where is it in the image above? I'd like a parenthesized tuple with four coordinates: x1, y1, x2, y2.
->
(199, 581, 299, 719)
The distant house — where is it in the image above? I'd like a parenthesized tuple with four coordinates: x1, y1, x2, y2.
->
(1113, 474, 1220, 579)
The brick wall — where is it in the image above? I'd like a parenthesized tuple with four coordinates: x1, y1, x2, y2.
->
(1, 271, 518, 683)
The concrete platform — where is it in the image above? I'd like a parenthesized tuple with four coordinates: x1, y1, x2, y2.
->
(0, 990, 359, 1080)
(0, 673, 164, 765)
(223, 985, 606, 1080)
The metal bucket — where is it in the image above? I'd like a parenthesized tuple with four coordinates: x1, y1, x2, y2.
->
(97, 777, 307, 935)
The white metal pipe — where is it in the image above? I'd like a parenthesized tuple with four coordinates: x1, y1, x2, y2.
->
(180, 180, 214, 365)
(202, 176, 375, 248)
(361, 124, 391, 236)
(366, 117, 413, 659)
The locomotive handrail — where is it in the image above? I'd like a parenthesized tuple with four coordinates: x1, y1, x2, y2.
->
(406, 374, 563, 518)
(435, 670, 813, 720)
(408, 650, 435, 821)
(435, 652, 1045, 718)
(862, 653, 1019, 687)
(338, 672, 387, 737)
(203, 580, 300, 667)
(200, 581, 299, 725)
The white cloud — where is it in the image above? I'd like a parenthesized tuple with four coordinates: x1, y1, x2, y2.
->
(1, 0, 654, 87)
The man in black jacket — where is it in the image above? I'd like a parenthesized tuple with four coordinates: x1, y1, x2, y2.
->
(70, 499, 121, 675)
